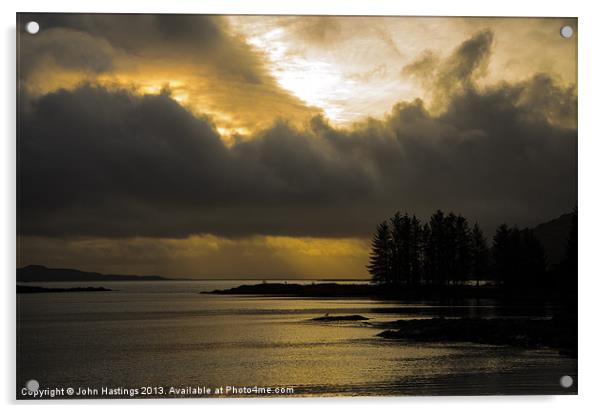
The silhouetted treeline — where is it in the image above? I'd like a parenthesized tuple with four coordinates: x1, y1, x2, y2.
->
(368, 209, 577, 291)
(368, 210, 489, 287)
(554, 207, 578, 295)
(491, 224, 546, 288)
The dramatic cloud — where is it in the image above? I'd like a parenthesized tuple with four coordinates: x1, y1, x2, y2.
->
(231, 16, 576, 125)
(17, 18, 577, 277)
(18, 32, 576, 240)
(19, 28, 116, 78)
(403, 30, 494, 110)
(18, 14, 318, 136)
(19, 14, 263, 83)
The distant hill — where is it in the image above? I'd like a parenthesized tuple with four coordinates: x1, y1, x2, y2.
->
(532, 212, 575, 266)
(17, 265, 170, 282)
(19, 213, 574, 281)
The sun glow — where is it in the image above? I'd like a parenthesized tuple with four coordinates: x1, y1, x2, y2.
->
(245, 30, 355, 124)
(231, 17, 421, 126)
(274, 59, 356, 122)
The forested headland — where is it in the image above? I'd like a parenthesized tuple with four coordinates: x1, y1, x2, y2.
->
(367, 209, 577, 300)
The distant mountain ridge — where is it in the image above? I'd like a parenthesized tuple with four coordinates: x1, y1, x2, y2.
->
(532, 212, 575, 266)
(17, 265, 170, 282)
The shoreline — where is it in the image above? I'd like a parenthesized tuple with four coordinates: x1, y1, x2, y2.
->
(374, 317, 577, 357)
(17, 285, 114, 294)
(210, 282, 577, 356)
(205, 282, 577, 302)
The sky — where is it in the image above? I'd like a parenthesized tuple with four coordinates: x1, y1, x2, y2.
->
(17, 14, 577, 278)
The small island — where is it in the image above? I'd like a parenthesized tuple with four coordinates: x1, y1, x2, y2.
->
(205, 281, 567, 301)
(311, 315, 369, 322)
(207, 282, 378, 297)
(17, 285, 113, 294)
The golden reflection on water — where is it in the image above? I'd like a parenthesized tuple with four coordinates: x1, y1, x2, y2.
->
(17, 281, 576, 396)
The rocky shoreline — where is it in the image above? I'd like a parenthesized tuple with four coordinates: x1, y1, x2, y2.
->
(375, 317, 577, 356)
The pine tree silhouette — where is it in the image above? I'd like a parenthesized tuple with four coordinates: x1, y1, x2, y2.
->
(492, 224, 512, 287)
(390, 212, 407, 285)
(424, 210, 446, 286)
(493, 224, 547, 289)
(470, 223, 489, 288)
(368, 209, 569, 296)
(409, 215, 423, 286)
(452, 214, 471, 286)
(367, 221, 392, 284)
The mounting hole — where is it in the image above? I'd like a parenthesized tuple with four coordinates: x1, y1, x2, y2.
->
(560, 25, 573, 39)
(25, 21, 40, 35)
(559, 375, 574, 388)
(25, 379, 40, 392)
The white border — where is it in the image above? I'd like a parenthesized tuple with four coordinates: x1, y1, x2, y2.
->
(2, 0, 601, 411)
(2, 0, 584, 17)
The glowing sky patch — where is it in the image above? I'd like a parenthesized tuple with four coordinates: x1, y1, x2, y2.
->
(229, 16, 576, 126)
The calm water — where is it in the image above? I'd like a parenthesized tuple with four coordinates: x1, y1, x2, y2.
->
(17, 281, 577, 398)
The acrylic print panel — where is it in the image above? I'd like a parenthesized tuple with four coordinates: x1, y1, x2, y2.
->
(16, 14, 577, 398)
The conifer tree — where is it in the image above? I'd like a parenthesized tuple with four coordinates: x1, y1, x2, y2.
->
(424, 210, 446, 286)
(367, 221, 392, 284)
(519, 229, 547, 288)
(470, 223, 489, 288)
(391, 212, 412, 285)
(409, 215, 423, 286)
(453, 214, 471, 285)
(492, 224, 512, 286)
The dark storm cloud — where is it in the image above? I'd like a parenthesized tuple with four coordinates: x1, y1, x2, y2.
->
(403, 29, 494, 108)
(517, 73, 577, 128)
(18, 31, 577, 239)
(18, 13, 266, 83)
(18, 28, 115, 78)
(21, 13, 224, 51)
(440, 30, 493, 88)
(18, 85, 374, 238)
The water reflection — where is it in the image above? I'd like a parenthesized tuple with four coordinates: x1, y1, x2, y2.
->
(17, 281, 576, 397)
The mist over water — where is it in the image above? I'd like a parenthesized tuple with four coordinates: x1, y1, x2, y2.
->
(17, 281, 576, 397)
